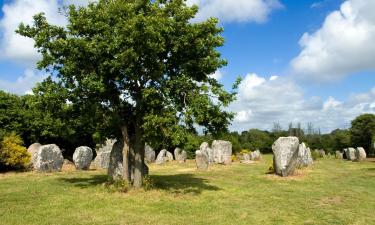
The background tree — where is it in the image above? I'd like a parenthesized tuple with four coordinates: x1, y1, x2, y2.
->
(18, 0, 238, 187)
(350, 114, 375, 155)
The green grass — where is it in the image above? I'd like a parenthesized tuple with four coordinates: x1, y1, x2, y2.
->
(1, 155, 375, 225)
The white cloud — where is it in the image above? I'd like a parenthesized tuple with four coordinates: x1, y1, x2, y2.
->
(230, 73, 375, 132)
(187, 0, 283, 23)
(291, 0, 375, 82)
(0, 69, 47, 95)
(209, 70, 223, 80)
(0, 0, 69, 66)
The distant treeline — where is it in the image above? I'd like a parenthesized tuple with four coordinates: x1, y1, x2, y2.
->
(1, 88, 374, 158)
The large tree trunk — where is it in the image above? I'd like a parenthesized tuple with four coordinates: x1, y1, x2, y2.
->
(133, 119, 146, 188)
(121, 126, 130, 182)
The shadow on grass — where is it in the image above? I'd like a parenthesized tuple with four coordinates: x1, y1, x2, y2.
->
(59, 175, 108, 188)
(150, 173, 221, 195)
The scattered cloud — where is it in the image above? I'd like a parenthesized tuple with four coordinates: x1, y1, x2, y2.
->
(291, 0, 375, 82)
(187, 0, 283, 23)
(0, 69, 47, 95)
(209, 70, 223, 80)
(229, 73, 375, 132)
(311, 2, 324, 9)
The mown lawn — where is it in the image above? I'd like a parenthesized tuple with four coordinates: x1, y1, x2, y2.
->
(0, 155, 374, 225)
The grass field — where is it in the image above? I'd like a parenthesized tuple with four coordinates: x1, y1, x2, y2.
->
(0, 155, 374, 225)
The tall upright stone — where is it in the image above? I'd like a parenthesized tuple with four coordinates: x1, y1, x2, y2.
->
(73, 146, 93, 170)
(200, 142, 213, 164)
(145, 144, 156, 163)
(195, 150, 209, 171)
(297, 143, 313, 167)
(174, 148, 187, 163)
(93, 139, 115, 169)
(355, 147, 366, 161)
(34, 144, 64, 172)
(212, 140, 232, 165)
(272, 137, 300, 177)
(347, 148, 357, 161)
(108, 140, 148, 181)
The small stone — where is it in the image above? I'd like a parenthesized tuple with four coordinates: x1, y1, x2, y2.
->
(347, 148, 356, 161)
(250, 150, 262, 161)
(335, 151, 343, 159)
(73, 146, 93, 170)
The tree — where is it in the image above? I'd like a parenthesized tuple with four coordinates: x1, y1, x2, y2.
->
(350, 114, 375, 155)
(18, 0, 238, 187)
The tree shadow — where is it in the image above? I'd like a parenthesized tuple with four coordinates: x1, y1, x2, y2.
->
(59, 175, 108, 188)
(150, 173, 221, 195)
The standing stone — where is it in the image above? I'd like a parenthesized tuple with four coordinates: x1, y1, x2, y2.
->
(155, 149, 173, 164)
(73, 146, 93, 170)
(298, 143, 313, 167)
(250, 150, 262, 161)
(93, 139, 115, 169)
(27, 143, 41, 167)
(272, 137, 300, 177)
(174, 148, 187, 163)
(200, 142, 214, 164)
(335, 151, 343, 159)
(145, 144, 156, 163)
(212, 140, 232, 165)
(34, 144, 64, 172)
(347, 148, 357, 161)
(355, 147, 366, 161)
(318, 150, 326, 158)
(166, 151, 174, 162)
(240, 153, 253, 164)
(108, 140, 148, 181)
(195, 150, 209, 170)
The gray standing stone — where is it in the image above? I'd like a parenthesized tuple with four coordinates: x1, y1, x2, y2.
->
(335, 151, 343, 159)
(298, 143, 313, 167)
(174, 148, 187, 163)
(200, 142, 214, 164)
(318, 150, 326, 158)
(347, 147, 356, 161)
(34, 144, 64, 172)
(250, 150, 262, 161)
(108, 140, 148, 181)
(212, 140, 232, 165)
(240, 153, 253, 164)
(195, 150, 209, 170)
(27, 143, 41, 167)
(93, 139, 115, 169)
(156, 149, 173, 164)
(272, 137, 300, 177)
(73, 146, 93, 170)
(145, 144, 156, 163)
(355, 147, 366, 161)
(166, 151, 174, 162)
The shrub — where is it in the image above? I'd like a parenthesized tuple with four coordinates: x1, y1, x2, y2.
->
(143, 175, 154, 191)
(267, 163, 275, 174)
(0, 133, 30, 171)
(240, 149, 250, 154)
(105, 179, 130, 193)
(231, 154, 238, 162)
(311, 150, 320, 161)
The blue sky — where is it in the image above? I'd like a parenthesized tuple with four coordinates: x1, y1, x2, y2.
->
(0, 0, 374, 133)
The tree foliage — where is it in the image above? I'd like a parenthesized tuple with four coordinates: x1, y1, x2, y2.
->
(350, 114, 375, 155)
